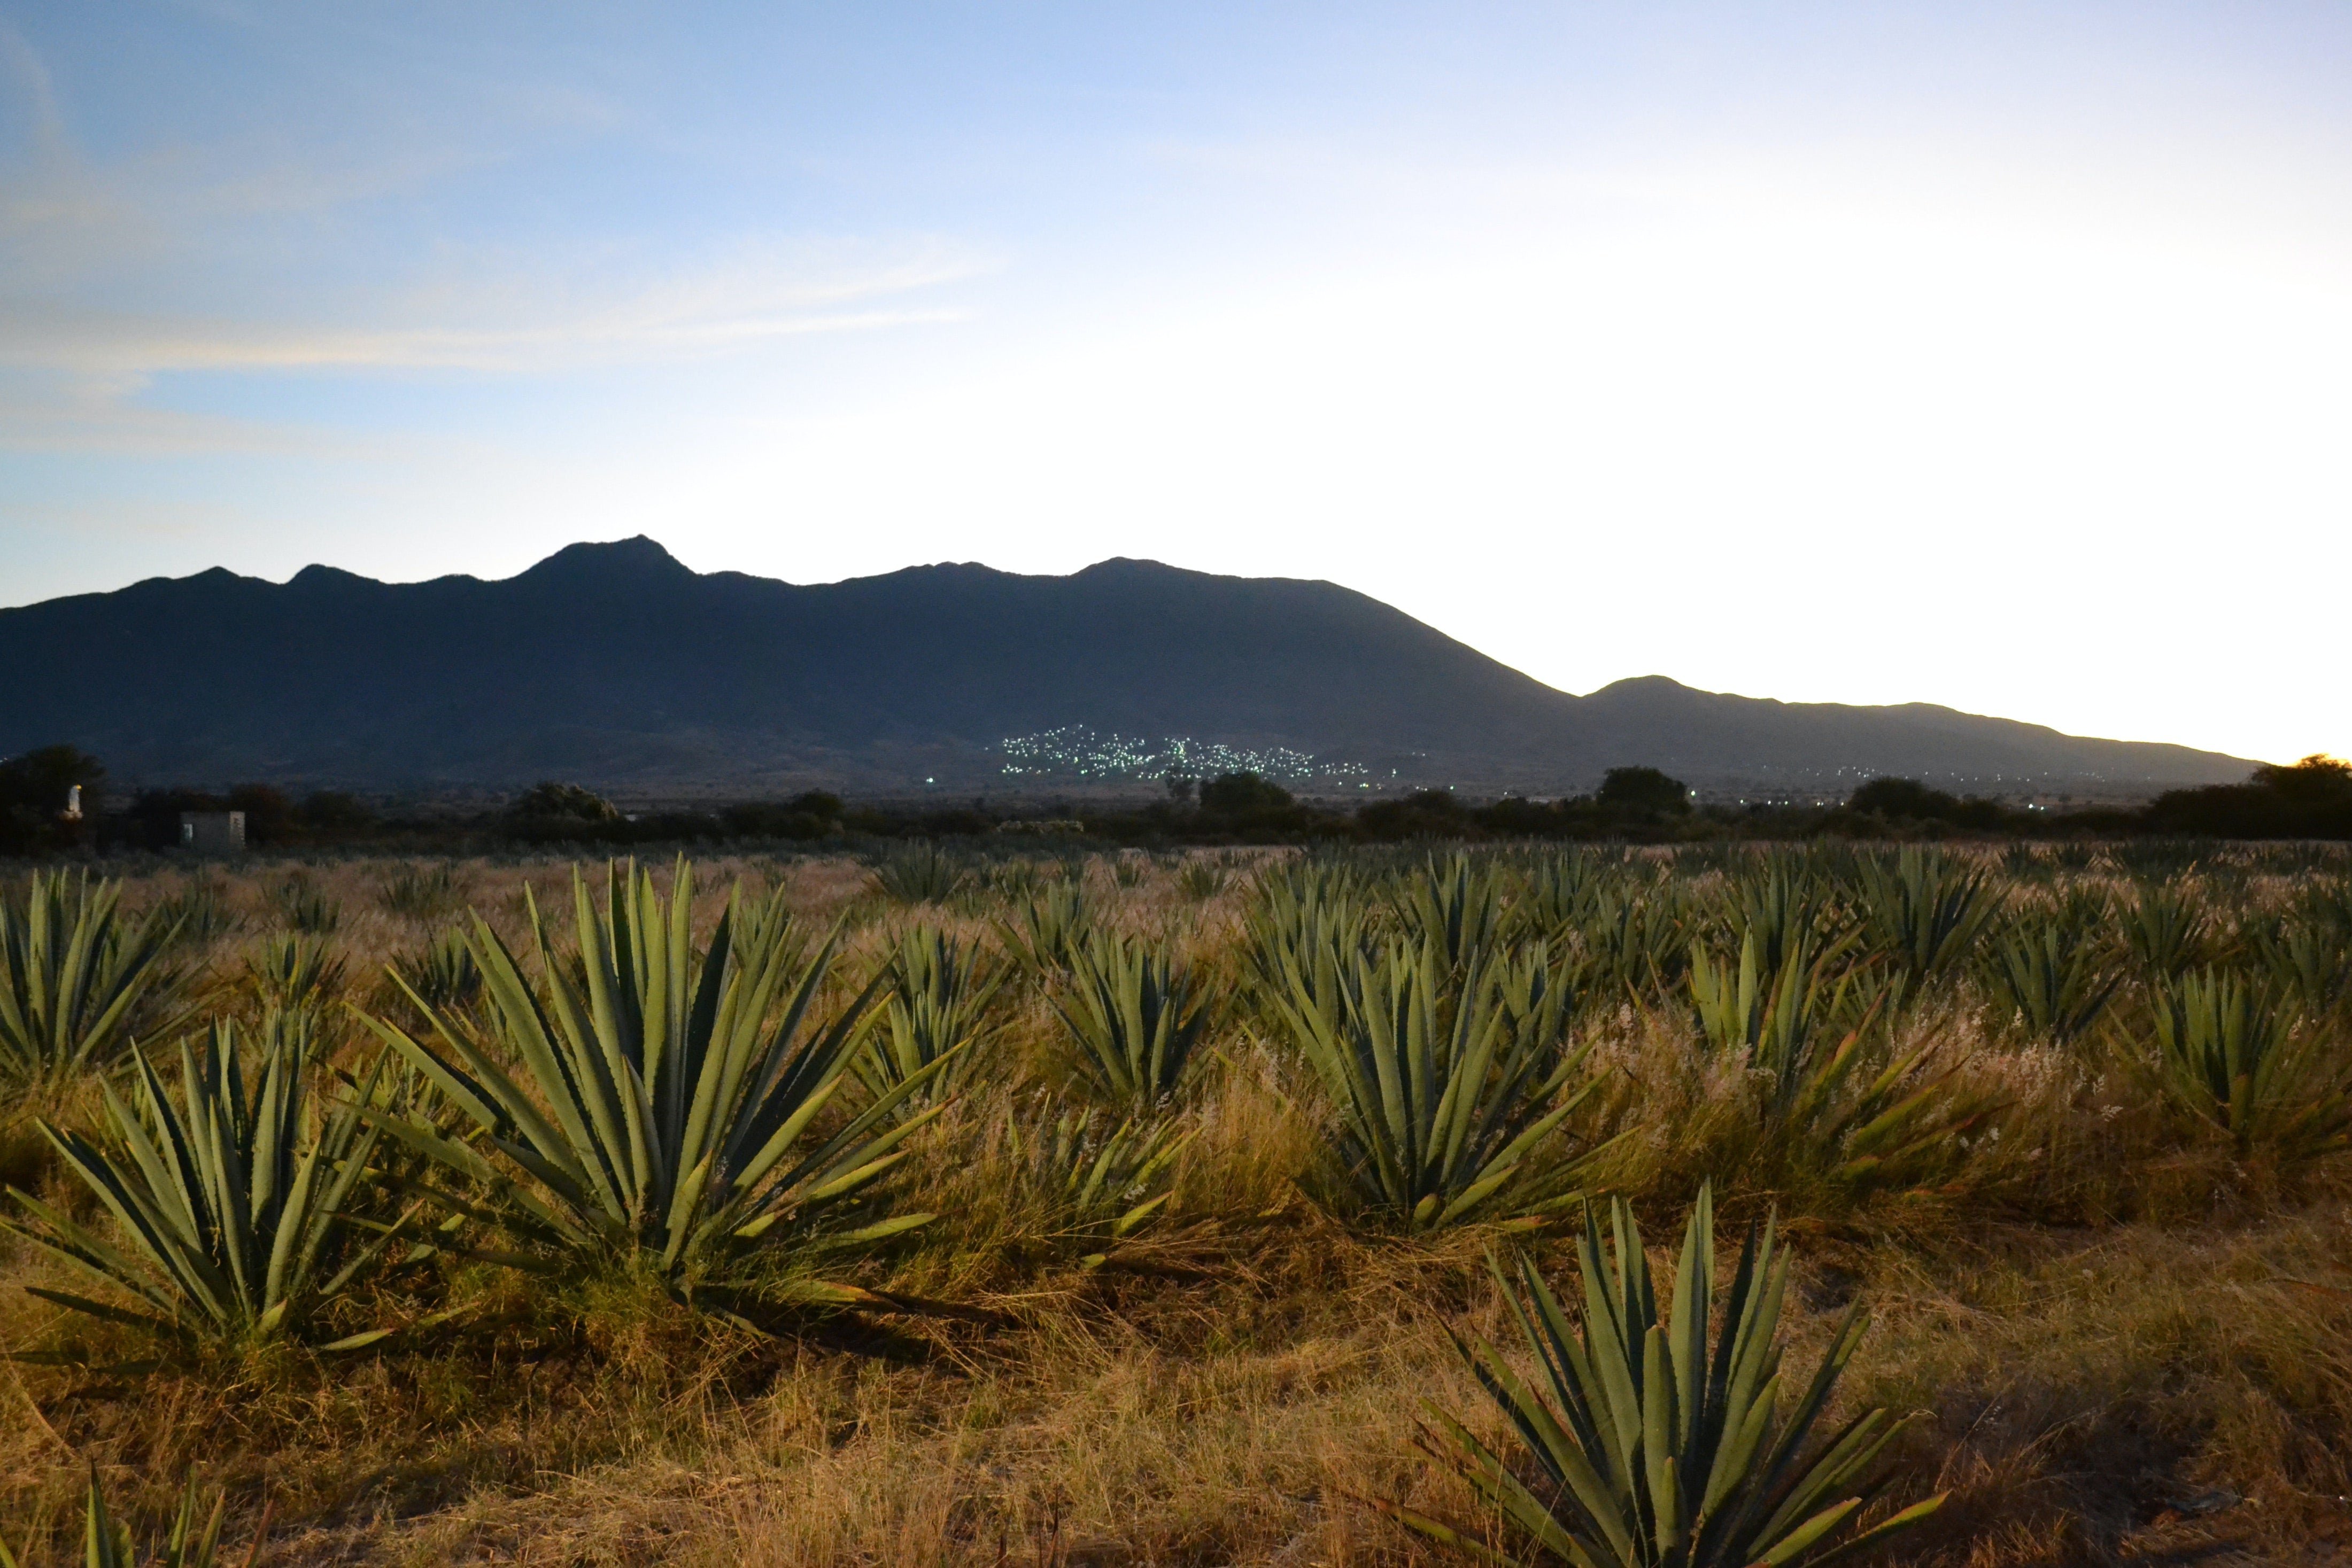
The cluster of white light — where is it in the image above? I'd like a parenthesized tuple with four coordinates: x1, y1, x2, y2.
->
(995, 727, 1369, 782)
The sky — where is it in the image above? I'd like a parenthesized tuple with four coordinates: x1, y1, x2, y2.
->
(3, 2, 2348, 767)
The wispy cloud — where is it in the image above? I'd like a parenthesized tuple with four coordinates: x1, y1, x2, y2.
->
(0, 18, 988, 454)
(1, 244, 982, 381)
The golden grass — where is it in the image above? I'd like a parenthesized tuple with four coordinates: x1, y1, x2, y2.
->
(0, 849, 2347, 1564)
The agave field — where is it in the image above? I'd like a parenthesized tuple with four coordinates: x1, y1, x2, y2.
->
(1, 840, 2350, 1565)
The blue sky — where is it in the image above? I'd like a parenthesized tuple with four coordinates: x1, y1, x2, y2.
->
(4, 2, 2349, 763)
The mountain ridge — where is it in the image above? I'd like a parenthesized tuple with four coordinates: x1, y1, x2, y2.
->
(0, 537, 2254, 795)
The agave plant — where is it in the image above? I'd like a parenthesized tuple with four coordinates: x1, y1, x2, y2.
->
(2250, 923, 2350, 1019)
(1850, 848, 1995, 989)
(996, 881, 1093, 976)
(386, 928, 482, 1016)
(1397, 853, 1518, 972)
(857, 924, 1005, 1115)
(1050, 929, 1212, 1108)
(0, 1467, 227, 1568)
(362, 861, 939, 1297)
(0, 870, 186, 1091)
(2119, 881, 2216, 977)
(1523, 851, 1607, 941)
(1712, 853, 1843, 979)
(1690, 934, 1989, 1195)
(1265, 937, 1614, 1231)
(1983, 911, 2121, 1046)
(1009, 1106, 1192, 1267)
(145, 879, 242, 950)
(1384, 1186, 1944, 1566)
(266, 878, 340, 935)
(3, 1014, 401, 1348)
(378, 863, 468, 922)
(1244, 860, 1375, 1029)
(243, 932, 345, 1014)
(1567, 887, 1691, 1004)
(1174, 859, 1226, 902)
(872, 842, 967, 905)
(1689, 930, 1861, 1061)
(2145, 968, 2350, 1163)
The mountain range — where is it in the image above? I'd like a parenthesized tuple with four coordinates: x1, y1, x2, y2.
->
(0, 538, 2252, 798)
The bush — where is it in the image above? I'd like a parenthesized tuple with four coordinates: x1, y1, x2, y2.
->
(1597, 764, 1692, 816)
(508, 780, 621, 823)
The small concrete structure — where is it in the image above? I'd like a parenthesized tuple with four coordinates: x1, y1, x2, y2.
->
(179, 811, 246, 855)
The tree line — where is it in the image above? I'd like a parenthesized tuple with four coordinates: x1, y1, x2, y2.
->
(2, 743, 2347, 856)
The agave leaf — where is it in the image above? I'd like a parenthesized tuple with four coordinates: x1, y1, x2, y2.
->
(1388, 1185, 1940, 1567)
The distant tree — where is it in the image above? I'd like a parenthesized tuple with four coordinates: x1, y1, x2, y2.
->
(1357, 789, 1477, 840)
(2145, 754, 2352, 839)
(1198, 772, 1294, 817)
(509, 781, 622, 822)
(1597, 766, 1692, 816)
(2252, 754, 2352, 805)
(0, 744, 106, 853)
(1847, 776, 2007, 830)
(1164, 774, 1198, 807)
(1849, 777, 1959, 820)
(720, 791, 842, 841)
(299, 790, 377, 836)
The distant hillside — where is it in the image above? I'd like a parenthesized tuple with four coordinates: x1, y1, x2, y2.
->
(0, 538, 2253, 795)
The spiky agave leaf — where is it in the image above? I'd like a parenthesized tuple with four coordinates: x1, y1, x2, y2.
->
(0, 869, 187, 1090)
(1050, 928, 1212, 1109)
(1009, 1104, 1193, 1265)
(11, 1466, 230, 1568)
(1850, 847, 1997, 991)
(1265, 936, 1616, 1231)
(360, 859, 943, 1293)
(1982, 905, 2122, 1046)
(1380, 1185, 1944, 1567)
(857, 923, 1007, 1115)
(2120, 881, 2218, 978)
(2143, 967, 2351, 1165)
(995, 880, 1094, 976)
(1396, 853, 1519, 974)
(1691, 933, 1994, 1196)
(3, 1014, 401, 1347)
(243, 932, 345, 1014)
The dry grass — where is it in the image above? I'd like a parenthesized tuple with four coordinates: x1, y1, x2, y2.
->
(0, 848, 2348, 1565)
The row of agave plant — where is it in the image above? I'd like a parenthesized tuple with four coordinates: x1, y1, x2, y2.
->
(3, 847, 2350, 1564)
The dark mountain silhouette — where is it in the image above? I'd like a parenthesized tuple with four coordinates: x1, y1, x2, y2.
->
(0, 538, 2253, 795)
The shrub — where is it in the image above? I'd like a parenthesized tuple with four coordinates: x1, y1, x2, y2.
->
(508, 781, 621, 823)
(1597, 765, 1692, 817)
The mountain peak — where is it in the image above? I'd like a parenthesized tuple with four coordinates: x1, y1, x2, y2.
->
(516, 536, 693, 585)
